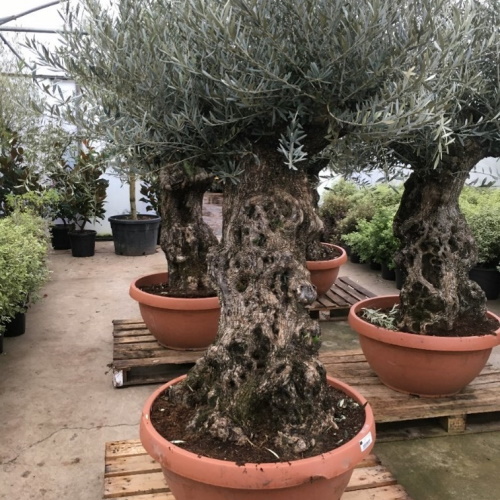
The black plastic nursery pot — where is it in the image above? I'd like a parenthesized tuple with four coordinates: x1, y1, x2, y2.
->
(69, 230, 97, 257)
(109, 214, 161, 256)
(381, 262, 396, 281)
(4, 311, 26, 338)
(469, 267, 500, 300)
(395, 267, 407, 290)
(50, 224, 73, 250)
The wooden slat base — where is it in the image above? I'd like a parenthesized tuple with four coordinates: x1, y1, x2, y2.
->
(308, 276, 376, 320)
(103, 439, 412, 499)
(111, 319, 204, 388)
(111, 277, 374, 387)
(321, 350, 500, 439)
(112, 321, 500, 436)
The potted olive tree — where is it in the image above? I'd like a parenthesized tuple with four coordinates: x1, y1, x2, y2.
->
(42, 0, 487, 497)
(348, 0, 500, 397)
(108, 162, 161, 257)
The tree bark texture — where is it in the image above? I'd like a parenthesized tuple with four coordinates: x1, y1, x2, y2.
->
(158, 164, 218, 297)
(393, 142, 489, 335)
(171, 143, 340, 458)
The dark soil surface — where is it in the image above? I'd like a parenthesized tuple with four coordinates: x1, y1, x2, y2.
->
(150, 384, 366, 464)
(358, 308, 500, 337)
(308, 242, 342, 261)
(140, 282, 217, 299)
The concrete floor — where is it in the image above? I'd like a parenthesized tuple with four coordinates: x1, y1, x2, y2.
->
(0, 238, 499, 500)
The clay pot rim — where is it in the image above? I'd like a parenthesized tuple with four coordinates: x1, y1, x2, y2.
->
(306, 243, 348, 271)
(109, 214, 161, 224)
(348, 295, 500, 352)
(130, 272, 220, 310)
(140, 375, 375, 489)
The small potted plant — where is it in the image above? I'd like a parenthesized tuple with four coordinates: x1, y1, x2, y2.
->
(49, 140, 109, 257)
(460, 187, 500, 299)
(342, 207, 400, 280)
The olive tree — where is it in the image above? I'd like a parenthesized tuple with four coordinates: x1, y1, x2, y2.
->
(344, 1, 500, 335)
(38, 0, 484, 458)
(392, 1, 500, 335)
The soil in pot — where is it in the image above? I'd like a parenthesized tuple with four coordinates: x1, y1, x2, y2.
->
(140, 375, 375, 500)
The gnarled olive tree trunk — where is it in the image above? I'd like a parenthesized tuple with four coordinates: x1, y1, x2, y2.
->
(171, 144, 338, 458)
(158, 163, 218, 297)
(393, 143, 489, 335)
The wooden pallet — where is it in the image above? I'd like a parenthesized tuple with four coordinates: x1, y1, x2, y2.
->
(308, 276, 376, 320)
(111, 319, 203, 388)
(112, 277, 374, 387)
(112, 326, 500, 436)
(103, 439, 412, 499)
(321, 350, 500, 439)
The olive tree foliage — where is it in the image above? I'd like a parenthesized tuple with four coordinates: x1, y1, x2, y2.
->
(33, 0, 490, 458)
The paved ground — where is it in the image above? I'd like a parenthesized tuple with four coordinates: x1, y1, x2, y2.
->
(1, 204, 499, 500)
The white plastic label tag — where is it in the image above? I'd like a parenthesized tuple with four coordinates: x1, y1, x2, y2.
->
(359, 432, 373, 452)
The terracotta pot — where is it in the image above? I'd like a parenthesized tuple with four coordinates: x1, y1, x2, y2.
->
(348, 295, 500, 397)
(306, 243, 347, 295)
(140, 375, 376, 500)
(129, 272, 220, 350)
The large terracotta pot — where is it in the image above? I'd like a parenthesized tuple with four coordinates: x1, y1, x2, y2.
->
(348, 295, 500, 397)
(129, 272, 220, 350)
(306, 243, 347, 295)
(140, 375, 375, 500)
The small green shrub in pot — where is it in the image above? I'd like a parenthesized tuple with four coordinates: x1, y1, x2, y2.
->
(342, 207, 400, 268)
(320, 182, 402, 249)
(0, 201, 50, 333)
(460, 187, 500, 268)
(48, 140, 109, 232)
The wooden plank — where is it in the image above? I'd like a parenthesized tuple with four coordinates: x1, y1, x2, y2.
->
(106, 440, 147, 458)
(114, 336, 159, 345)
(346, 465, 397, 491)
(103, 441, 411, 499)
(104, 471, 168, 498)
(343, 484, 412, 500)
(309, 276, 375, 313)
(113, 319, 145, 326)
(377, 412, 500, 442)
(339, 276, 377, 298)
(113, 330, 153, 340)
(105, 494, 174, 500)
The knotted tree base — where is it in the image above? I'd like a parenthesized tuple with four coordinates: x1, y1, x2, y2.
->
(155, 145, 363, 460)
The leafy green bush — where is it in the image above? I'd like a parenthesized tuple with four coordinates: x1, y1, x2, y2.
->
(0, 206, 50, 332)
(320, 181, 402, 251)
(48, 140, 109, 230)
(460, 187, 500, 268)
(342, 207, 400, 268)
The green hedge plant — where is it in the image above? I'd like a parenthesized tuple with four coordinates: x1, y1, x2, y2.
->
(342, 207, 400, 269)
(460, 187, 500, 269)
(0, 201, 50, 332)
